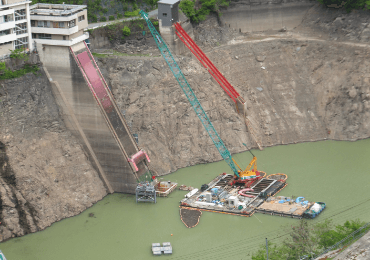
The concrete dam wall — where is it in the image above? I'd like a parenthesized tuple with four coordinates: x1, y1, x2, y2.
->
(220, 0, 316, 32)
(37, 42, 143, 194)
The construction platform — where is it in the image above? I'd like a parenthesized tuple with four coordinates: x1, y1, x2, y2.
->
(256, 196, 313, 219)
(154, 180, 178, 197)
(180, 173, 287, 217)
(180, 173, 325, 219)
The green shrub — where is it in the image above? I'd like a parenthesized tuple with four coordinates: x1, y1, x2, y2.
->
(117, 13, 123, 19)
(10, 48, 28, 59)
(122, 26, 131, 36)
(152, 21, 159, 26)
(100, 16, 107, 21)
(124, 9, 139, 17)
(109, 15, 115, 21)
(0, 63, 40, 80)
(102, 8, 108, 13)
(99, 11, 104, 16)
(90, 14, 98, 23)
(123, 3, 128, 11)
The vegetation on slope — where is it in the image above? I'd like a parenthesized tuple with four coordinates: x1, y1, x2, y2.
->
(0, 50, 39, 80)
(179, 0, 229, 23)
(87, 17, 158, 42)
(252, 219, 369, 260)
(30, 0, 158, 23)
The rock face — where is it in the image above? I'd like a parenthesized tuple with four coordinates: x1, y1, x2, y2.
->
(298, 3, 370, 42)
(96, 31, 370, 176)
(97, 56, 246, 175)
(0, 69, 107, 241)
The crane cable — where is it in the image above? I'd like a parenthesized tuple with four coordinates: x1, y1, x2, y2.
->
(243, 142, 255, 158)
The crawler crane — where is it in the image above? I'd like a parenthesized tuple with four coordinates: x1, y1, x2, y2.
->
(140, 11, 262, 187)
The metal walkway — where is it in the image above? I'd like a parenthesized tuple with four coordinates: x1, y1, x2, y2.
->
(69, 42, 152, 182)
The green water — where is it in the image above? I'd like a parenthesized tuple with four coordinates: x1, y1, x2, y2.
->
(1, 140, 370, 260)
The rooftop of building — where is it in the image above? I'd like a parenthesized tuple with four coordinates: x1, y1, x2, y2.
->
(158, 0, 180, 5)
(0, 0, 32, 9)
(30, 3, 86, 16)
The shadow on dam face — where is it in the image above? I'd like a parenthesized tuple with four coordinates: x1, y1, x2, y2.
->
(221, 2, 315, 33)
(43, 47, 138, 193)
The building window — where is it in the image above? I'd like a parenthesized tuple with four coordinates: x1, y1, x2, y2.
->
(31, 20, 36, 27)
(38, 33, 52, 39)
(37, 21, 50, 28)
(4, 15, 13, 23)
(0, 29, 11, 36)
(15, 22, 27, 35)
(32, 33, 37, 39)
(163, 13, 167, 17)
(53, 22, 65, 28)
(68, 19, 76, 28)
(15, 37, 28, 49)
(15, 9, 26, 21)
(78, 15, 85, 22)
(63, 36, 66, 40)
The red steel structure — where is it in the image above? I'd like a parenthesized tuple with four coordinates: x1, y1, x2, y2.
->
(174, 22, 245, 108)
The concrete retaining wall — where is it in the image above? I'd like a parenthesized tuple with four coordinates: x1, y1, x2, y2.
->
(221, 0, 315, 32)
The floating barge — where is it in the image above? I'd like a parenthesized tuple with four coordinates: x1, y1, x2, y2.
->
(180, 173, 287, 217)
(180, 173, 325, 219)
(154, 180, 178, 197)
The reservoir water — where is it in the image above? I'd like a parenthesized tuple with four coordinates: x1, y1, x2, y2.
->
(1, 139, 370, 259)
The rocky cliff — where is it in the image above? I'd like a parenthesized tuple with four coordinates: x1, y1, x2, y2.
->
(0, 69, 107, 241)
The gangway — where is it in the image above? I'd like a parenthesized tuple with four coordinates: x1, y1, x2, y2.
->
(174, 23, 263, 150)
(69, 42, 152, 182)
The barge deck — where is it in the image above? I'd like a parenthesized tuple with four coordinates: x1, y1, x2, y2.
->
(180, 173, 287, 217)
(180, 172, 324, 219)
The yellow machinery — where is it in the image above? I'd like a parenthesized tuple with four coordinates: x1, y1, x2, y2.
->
(232, 157, 258, 180)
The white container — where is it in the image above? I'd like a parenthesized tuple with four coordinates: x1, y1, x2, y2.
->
(185, 188, 198, 198)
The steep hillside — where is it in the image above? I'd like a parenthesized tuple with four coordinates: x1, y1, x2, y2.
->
(0, 69, 107, 241)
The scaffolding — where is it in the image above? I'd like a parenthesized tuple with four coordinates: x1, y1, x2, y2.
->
(136, 182, 156, 203)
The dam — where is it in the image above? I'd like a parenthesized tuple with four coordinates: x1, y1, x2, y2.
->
(1, 0, 370, 258)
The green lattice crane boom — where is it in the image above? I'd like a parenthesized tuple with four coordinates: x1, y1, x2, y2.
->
(140, 11, 239, 178)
